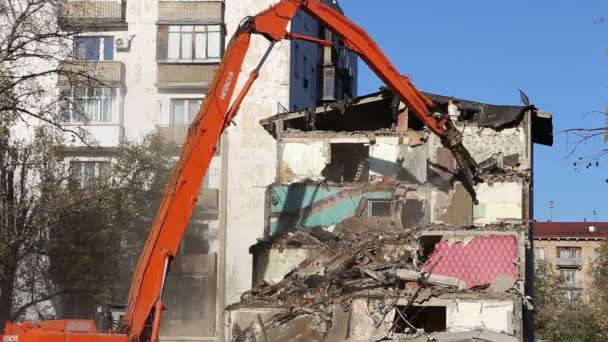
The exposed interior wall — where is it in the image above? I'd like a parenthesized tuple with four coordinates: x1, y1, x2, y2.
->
(343, 297, 515, 339)
(474, 182, 524, 224)
(278, 135, 428, 185)
(267, 183, 393, 236)
(445, 300, 515, 334)
(252, 247, 323, 285)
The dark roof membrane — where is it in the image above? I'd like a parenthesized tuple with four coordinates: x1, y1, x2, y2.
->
(261, 90, 553, 146)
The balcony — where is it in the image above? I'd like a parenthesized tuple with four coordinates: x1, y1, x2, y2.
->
(556, 258, 582, 268)
(156, 63, 219, 89)
(156, 125, 188, 145)
(63, 124, 124, 148)
(59, 0, 126, 29)
(57, 61, 125, 87)
(158, 1, 224, 23)
(561, 281, 583, 290)
(198, 188, 219, 212)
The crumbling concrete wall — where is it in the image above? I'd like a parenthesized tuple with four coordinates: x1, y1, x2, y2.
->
(252, 247, 323, 285)
(239, 94, 543, 341)
(461, 126, 529, 169)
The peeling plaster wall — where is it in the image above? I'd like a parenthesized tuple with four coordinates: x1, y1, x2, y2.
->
(461, 126, 528, 167)
(348, 298, 394, 339)
(369, 136, 427, 183)
(446, 301, 514, 334)
(474, 182, 523, 224)
(281, 141, 329, 182)
(278, 135, 429, 184)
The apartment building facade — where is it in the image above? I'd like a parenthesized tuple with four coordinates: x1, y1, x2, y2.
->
(55, 0, 357, 340)
(534, 222, 608, 300)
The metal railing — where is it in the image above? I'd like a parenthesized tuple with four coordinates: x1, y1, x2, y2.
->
(156, 125, 189, 145)
(556, 257, 582, 268)
(60, 0, 125, 23)
(158, 1, 223, 23)
(156, 63, 219, 87)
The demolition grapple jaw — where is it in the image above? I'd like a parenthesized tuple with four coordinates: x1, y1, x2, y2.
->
(442, 126, 480, 205)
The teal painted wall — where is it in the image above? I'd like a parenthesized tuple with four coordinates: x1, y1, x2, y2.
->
(268, 184, 393, 235)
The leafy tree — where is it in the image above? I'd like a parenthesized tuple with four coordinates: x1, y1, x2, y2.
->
(0, 0, 96, 140)
(0, 120, 174, 328)
(534, 260, 606, 341)
(46, 134, 174, 319)
(589, 240, 608, 333)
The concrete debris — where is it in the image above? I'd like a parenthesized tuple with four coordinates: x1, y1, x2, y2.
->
(390, 270, 467, 290)
(488, 275, 515, 294)
(231, 223, 524, 341)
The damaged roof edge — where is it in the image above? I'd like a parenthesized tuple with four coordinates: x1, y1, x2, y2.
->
(260, 90, 553, 146)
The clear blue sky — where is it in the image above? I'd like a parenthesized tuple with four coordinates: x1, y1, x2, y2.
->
(340, 0, 608, 222)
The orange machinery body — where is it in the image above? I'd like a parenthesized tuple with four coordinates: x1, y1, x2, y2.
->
(2, 0, 478, 341)
(2, 320, 126, 342)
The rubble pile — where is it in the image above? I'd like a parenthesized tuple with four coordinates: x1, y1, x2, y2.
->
(230, 219, 523, 341)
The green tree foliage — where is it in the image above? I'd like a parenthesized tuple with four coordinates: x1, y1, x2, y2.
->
(535, 259, 607, 341)
(589, 241, 608, 333)
(0, 125, 174, 328)
(46, 134, 174, 319)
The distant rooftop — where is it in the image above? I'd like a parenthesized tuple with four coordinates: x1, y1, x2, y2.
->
(534, 222, 608, 240)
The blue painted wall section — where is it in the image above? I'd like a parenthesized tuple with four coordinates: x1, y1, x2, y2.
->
(267, 183, 393, 236)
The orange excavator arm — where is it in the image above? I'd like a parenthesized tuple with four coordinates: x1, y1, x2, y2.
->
(122, 1, 479, 340)
(2, 1, 479, 341)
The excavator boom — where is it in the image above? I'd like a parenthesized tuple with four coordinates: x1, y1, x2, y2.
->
(2, 1, 478, 341)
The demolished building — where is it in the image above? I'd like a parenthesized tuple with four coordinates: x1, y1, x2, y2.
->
(226, 90, 553, 341)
